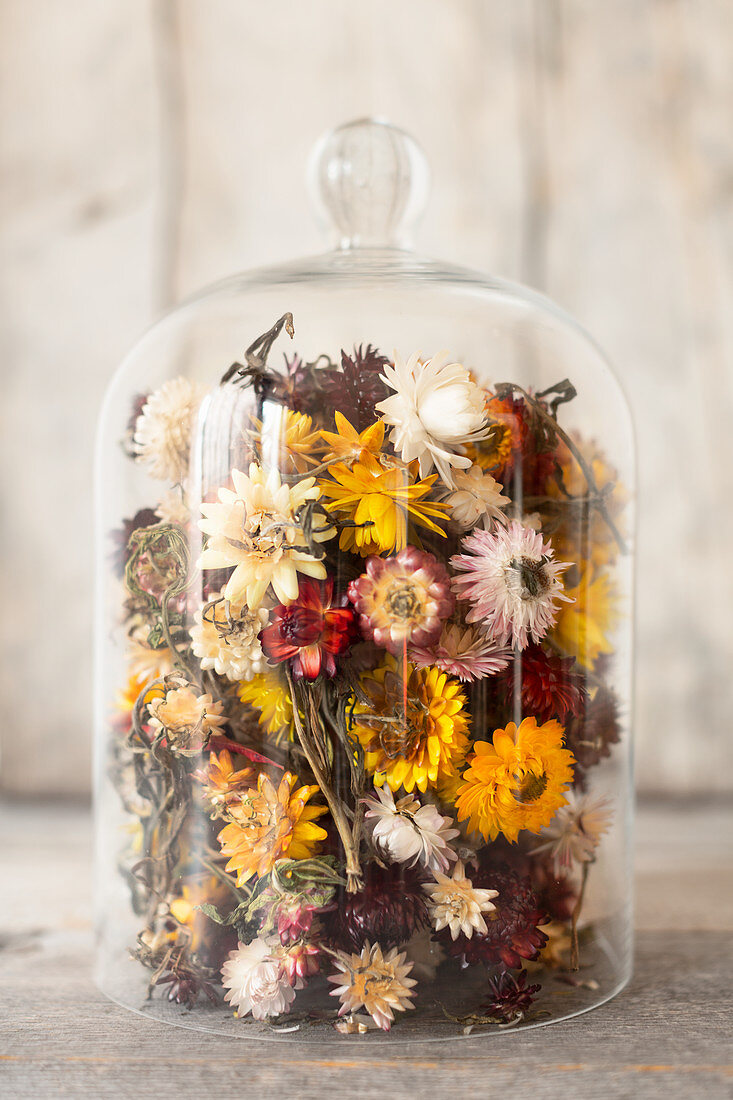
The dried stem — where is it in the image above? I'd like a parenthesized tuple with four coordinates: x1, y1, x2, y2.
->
(570, 860, 590, 970)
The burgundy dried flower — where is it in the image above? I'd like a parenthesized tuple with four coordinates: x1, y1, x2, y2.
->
(348, 547, 455, 655)
(481, 969, 541, 1023)
(324, 863, 428, 952)
(319, 344, 392, 429)
(438, 864, 547, 968)
(260, 578, 357, 680)
(499, 645, 587, 724)
(564, 685, 622, 787)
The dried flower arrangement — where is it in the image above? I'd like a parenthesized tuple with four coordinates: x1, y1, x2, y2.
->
(109, 313, 625, 1034)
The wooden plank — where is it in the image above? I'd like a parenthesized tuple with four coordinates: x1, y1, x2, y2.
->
(1, 801, 731, 1097)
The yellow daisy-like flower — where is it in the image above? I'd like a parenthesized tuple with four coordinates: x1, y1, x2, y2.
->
(320, 412, 386, 463)
(217, 771, 328, 886)
(455, 717, 575, 843)
(462, 421, 513, 473)
(169, 876, 231, 953)
(351, 657, 470, 794)
(319, 453, 450, 557)
(250, 409, 324, 475)
(552, 568, 616, 670)
(237, 670, 294, 742)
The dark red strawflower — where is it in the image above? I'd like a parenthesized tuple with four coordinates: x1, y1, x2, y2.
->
(110, 508, 159, 577)
(438, 865, 547, 968)
(324, 863, 428, 952)
(500, 645, 587, 724)
(279, 354, 323, 416)
(481, 969, 541, 1023)
(564, 685, 622, 788)
(319, 345, 392, 429)
(260, 578, 357, 681)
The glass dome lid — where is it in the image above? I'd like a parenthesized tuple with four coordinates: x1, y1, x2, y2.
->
(94, 118, 634, 1042)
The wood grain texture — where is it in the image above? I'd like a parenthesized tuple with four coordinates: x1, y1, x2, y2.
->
(1, 800, 731, 1098)
(1, 2, 732, 794)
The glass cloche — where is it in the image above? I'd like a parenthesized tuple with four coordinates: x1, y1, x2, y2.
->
(94, 119, 634, 1041)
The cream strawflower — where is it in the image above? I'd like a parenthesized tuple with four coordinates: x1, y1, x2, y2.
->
(376, 350, 489, 486)
(148, 676, 226, 755)
(451, 520, 572, 649)
(198, 464, 333, 609)
(126, 627, 174, 681)
(364, 785, 459, 874)
(221, 936, 296, 1020)
(424, 860, 498, 940)
(155, 489, 191, 526)
(133, 377, 202, 484)
(328, 942, 416, 1031)
(444, 466, 510, 528)
(190, 591, 268, 682)
(531, 791, 613, 874)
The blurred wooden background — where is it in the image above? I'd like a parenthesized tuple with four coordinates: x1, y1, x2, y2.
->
(2, 0, 732, 797)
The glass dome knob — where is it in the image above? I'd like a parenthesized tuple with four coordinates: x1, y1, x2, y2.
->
(308, 118, 430, 251)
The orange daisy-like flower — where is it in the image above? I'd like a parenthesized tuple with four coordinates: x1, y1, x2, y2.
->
(319, 453, 449, 556)
(320, 412, 386, 463)
(217, 771, 328, 886)
(351, 657, 470, 794)
(195, 749, 254, 812)
(455, 717, 575, 842)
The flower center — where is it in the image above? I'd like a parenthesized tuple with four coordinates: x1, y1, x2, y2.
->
(512, 769, 549, 803)
(506, 556, 551, 600)
(384, 580, 422, 621)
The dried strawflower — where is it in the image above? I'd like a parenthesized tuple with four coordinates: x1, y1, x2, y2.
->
(325, 862, 429, 952)
(348, 547, 454, 655)
(444, 466, 510, 528)
(190, 591, 269, 682)
(438, 864, 547, 968)
(133, 376, 202, 483)
(320, 344, 392, 429)
(564, 685, 621, 781)
(552, 567, 616, 670)
(148, 678, 226, 755)
(198, 464, 333, 609)
(424, 860, 498, 939)
(328, 941, 417, 1031)
(319, 453, 449, 557)
(451, 520, 572, 649)
(377, 350, 488, 486)
(221, 936, 296, 1020)
(125, 630, 174, 681)
(531, 790, 612, 873)
(217, 772, 327, 886)
(497, 644, 587, 723)
(409, 622, 512, 683)
(352, 658, 469, 794)
(155, 489, 191, 526)
(195, 749, 254, 812)
(250, 408, 324, 475)
(363, 785, 459, 874)
(456, 718, 575, 842)
(320, 412, 386, 464)
(260, 578, 356, 681)
(275, 940, 320, 987)
(237, 671, 295, 742)
(480, 969, 541, 1023)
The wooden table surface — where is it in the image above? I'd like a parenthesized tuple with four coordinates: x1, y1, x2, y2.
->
(1, 798, 731, 1099)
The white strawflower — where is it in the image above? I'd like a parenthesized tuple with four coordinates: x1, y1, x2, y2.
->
(221, 936, 296, 1020)
(133, 377, 202, 484)
(532, 791, 613, 874)
(376, 350, 489, 487)
(198, 464, 333, 610)
(450, 520, 572, 649)
(444, 466, 510, 528)
(424, 860, 498, 940)
(190, 591, 269, 682)
(364, 785, 459, 874)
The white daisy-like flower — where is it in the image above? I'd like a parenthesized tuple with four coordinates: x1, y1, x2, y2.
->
(221, 936, 296, 1020)
(133, 377, 202, 484)
(423, 860, 499, 940)
(409, 622, 512, 682)
(328, 942, 416, 1031)
(531, 791, 613, 874)
(450, 520, 572, 649)
(198, 463, 333, 610)
(155, 489, 191, 526)
(376, 350, 489, 487)
(444, 466, 510, 529)
(190, 591, 269, 682)
(363, 785, 459, 874)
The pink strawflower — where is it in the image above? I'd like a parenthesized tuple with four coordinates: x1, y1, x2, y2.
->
(409, 622, 512, 682)
(450, 520, 572, 649)
(348, 546, 454, 655)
